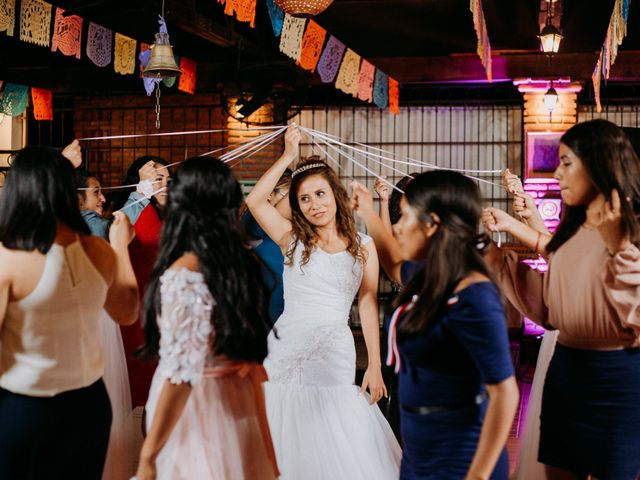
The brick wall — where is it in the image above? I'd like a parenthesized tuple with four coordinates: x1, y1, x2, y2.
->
(72, 93, 283, 187)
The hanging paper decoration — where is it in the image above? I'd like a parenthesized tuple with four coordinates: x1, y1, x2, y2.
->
(335, 49, 360, 96)
(0, 83, 28, 116)
(356, 60, 375, 102)
(139, 42, 150, 77)
(279, 14, 306, 60)
(19, 0, 52, 47)
(114, 33, 137, 75)
(593, 0, 630, 113)
(602, 0, 629, 80)
(469, 0, 492, 82)
(31, 87, 53, 120)
(218, 0, 257, 28)
(388, 77, 399, 115)
(0, 0, 16, 37)
(266, 0, 285, 36)
(51, 7, 83, 59)
(298, 20, 326, 73)
(317, 35, 345, 83)
(372, 69, 388, 109)
(263, 3, 395, 113)
(592, 53, 603, 113)
(138, 44, 161, 96)
(178, 57, 196, 94)
(86, 22, 112, 67)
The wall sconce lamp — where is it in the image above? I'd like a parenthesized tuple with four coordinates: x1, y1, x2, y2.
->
(543, 82, 559, 113)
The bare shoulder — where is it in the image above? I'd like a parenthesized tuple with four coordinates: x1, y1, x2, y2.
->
(0, 243, 41, 277)
(0, 244, 15, 281)
(168, 252, 200, 273)
(454, 271, 491, 293)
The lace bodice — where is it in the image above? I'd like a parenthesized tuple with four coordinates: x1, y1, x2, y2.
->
(156, 268, 215, 386)
(281, 234, 371, 325)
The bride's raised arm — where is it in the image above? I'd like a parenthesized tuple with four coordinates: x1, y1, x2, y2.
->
(246, 126, 300, 250)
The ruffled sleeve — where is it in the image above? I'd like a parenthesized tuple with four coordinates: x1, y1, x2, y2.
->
(156, 269, 215, 385)
(488, 249, 550, 328)
(603, 244, 640, 333)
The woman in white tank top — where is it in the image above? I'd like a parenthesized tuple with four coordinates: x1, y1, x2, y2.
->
(0, 147, 139, 480)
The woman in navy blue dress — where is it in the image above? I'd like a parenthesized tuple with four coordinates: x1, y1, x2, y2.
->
(388, 170, 519, 479)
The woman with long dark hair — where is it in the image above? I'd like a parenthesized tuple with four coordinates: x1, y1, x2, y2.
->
(246, 126, 401, 479)
(0, 147, 139, 479)
(134, 156, 278, 480)
(364, 170, 518, 479)
(486, 119, 640, 479)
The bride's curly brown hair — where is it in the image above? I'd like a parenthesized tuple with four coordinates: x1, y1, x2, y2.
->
(286, 158, 366, 267)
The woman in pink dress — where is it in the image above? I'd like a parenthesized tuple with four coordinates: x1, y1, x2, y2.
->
(133, 156, 278, 480)
(484, 120, 640, 480)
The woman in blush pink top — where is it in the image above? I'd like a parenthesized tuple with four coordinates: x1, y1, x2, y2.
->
(485, 120, 640, 480)
(0, 147, 139, 480)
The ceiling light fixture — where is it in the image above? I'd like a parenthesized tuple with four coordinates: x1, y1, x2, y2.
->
(235, 93, 269, 119)
(539, 0, 563, 55)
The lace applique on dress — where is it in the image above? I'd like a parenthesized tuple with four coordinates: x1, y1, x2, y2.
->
(157, 269, 215, 386)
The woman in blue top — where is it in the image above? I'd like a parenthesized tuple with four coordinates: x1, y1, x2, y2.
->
(388, 170, 519, 480)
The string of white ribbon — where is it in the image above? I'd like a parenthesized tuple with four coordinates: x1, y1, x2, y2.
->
(77, 129, 285, 191)
(302, 128, 503, 174)
(300, 127, 503, 191)
(78, 125, 285, 142)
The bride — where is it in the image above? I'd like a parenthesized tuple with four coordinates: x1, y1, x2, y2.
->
(246, 126, 401, 479)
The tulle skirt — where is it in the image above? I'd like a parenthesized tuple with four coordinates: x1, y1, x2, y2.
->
(265, 382, 402, 480)
(264, 320, 401, 480)
(100, 312, 136, 480)
(145, 364, 278, 480)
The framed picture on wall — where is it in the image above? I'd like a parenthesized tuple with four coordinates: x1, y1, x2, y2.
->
(525, 131, 563, 178)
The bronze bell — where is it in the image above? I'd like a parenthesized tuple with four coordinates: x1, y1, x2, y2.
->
(143, 32, 181, 78)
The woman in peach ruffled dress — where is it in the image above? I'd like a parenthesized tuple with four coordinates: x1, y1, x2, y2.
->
(133, 156, 278, 480)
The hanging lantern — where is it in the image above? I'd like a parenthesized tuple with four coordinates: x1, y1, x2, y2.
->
(143, 31, 181, 78)
(539, 23, 563, 55)
(538, 0, 563, 55)
(275, 0, 334, 18)
(543, 84, 559, 112)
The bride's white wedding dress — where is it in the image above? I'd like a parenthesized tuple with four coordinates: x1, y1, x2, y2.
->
(264, 234, 401, 480)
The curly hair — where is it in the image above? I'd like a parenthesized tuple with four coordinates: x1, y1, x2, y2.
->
(286, 159, 365, 267)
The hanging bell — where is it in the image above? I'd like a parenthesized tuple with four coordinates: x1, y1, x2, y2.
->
(143, 31, 181, 78)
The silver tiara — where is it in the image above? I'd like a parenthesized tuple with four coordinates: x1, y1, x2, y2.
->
(291, 162, 327, 178)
